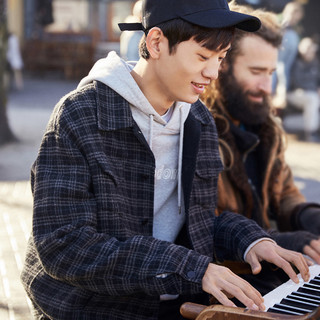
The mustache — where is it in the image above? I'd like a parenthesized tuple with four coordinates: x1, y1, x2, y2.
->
(245, 90, 267, 99)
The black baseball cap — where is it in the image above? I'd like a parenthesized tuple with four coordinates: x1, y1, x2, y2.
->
(119, 0, 261, 33)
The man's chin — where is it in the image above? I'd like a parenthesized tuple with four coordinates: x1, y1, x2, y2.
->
(186, 95, 200, 104)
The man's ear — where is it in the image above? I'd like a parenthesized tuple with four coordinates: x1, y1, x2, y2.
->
(219, 60, 229, 73)
(145, 27, 164, 59)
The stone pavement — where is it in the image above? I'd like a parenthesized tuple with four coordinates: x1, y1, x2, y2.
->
(0, 76, 319, 320)
(0, 76, 77, 320)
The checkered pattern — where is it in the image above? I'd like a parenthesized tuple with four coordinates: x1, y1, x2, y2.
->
(21, 81, 269, 319)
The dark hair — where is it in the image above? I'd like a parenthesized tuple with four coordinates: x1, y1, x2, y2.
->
(202, 3, 283, 112)
(139, 18, 234, 59)
(224, 2, 282, 66)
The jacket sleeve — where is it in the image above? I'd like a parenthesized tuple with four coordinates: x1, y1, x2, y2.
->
(275, 161, 307, 231)
(31, 98, 210, 297)
(212, 211, 271, 262)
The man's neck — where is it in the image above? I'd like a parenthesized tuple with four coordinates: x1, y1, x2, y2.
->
(131, 59, 174, 116)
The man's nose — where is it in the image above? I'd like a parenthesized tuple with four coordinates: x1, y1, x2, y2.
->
(258, 75, 272, 95)
(202, 62, 220, 81)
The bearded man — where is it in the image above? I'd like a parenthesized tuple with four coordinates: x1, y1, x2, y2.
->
(202, 2, 320, 296)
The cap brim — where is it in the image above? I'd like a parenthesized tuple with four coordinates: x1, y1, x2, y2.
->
(118, 22, 144, 31)
(182, 9, 261, 32)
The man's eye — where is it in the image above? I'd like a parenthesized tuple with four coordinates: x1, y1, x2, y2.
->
(251, 70, 260, 75)
(199, 55, 209, 61)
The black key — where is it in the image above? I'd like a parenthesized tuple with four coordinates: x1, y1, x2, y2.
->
(305, 283, 320, 290)
(280, 297, 316, 311)
(289, 293, 320, 305)
(292, 291, 320, 302)
(310, 279, 320, 285)
(298, 287, 320, 297)
(272, 303, 310, 314)
(268, 306, 304, 316)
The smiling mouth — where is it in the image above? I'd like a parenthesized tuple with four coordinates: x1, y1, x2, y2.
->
(192, 82, 205, 88)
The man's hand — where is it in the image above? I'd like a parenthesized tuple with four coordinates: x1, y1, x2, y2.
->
(299, 207, 320, 235)
(201, 240, 311, 311)
(271, 230, 320, 264)
(202, 263, 265, 311)
(245, 240, 311, 284)
(303, 238, 320, 264)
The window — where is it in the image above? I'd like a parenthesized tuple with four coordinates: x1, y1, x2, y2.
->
(46, 0, 89, 32)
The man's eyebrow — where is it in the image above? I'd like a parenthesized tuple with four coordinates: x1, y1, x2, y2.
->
(250, 66, 277, 72)
(222, 46, 231, 53)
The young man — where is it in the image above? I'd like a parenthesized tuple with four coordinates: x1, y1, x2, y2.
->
(202, 2, 320, 296)
(21, 0, 310, 319)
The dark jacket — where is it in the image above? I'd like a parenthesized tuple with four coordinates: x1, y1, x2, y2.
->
(215, 111, 311, 231)
(21, 81, 269, 320)
(290, 57, 320, 91)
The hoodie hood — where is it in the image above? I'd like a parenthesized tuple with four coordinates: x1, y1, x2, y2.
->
(78, 51, 171, 124)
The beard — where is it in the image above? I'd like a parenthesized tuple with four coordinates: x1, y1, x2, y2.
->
(217, 67, 271, 126)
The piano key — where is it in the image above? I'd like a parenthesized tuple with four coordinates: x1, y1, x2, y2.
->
(267, 306, 304, 315)
(271, 303, 310, 314)
(279, 297, 317, 310)
(285, 296, 319, 308)
(298, 286, 320, 297)
(263, 264, 320, 311)
(290, 292, 320, 304)
(310, 279, 320, 285)
(304, 283, 320, 290)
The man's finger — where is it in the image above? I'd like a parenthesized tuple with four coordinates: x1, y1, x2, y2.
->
(275, 252, 310, 283)
(210, 287, 238, 308)
(304, 245, 320, 264)
(246, 252, 262, 275)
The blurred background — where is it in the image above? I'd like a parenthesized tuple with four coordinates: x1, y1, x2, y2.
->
(0, 0, 319, 319)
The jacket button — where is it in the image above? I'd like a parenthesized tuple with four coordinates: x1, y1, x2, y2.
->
(187, 271, 196, 279)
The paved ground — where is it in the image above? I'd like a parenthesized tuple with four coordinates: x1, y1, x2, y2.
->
(0, 76, 77, 320)
(0, 76, 319, 319)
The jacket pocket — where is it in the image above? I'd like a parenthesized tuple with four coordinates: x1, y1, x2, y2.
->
(193, 159, 223, 208)
(94, 152, 123, 186)
(195, 159, 222, 179)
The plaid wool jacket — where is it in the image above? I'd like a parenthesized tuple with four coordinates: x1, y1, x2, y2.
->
(21, 81, 269, 320)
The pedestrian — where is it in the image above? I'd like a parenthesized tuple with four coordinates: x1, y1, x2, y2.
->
(21, 0, 310, 319)
(120, 0, 143, 61)
(272, 1, 304, 108)
(6, 32, 24, 90)
(287, 37, 320, 141)
(202, 1, 320, 297)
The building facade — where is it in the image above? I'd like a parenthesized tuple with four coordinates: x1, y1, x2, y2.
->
(7, 0, 136, 79)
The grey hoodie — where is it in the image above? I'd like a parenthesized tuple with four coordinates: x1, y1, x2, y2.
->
(78, 51, 191, 244)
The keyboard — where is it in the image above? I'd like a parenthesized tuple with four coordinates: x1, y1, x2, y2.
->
(263, 264, 320, 316)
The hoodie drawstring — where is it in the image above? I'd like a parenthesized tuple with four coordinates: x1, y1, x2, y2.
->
(177, 107, 184, 214)
(149, 114, 154, 150)
(149, 108, 184, 215)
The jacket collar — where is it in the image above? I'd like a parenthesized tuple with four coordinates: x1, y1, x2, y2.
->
(190, 99, 214, 125)
(229, 120, 260, 154)
(95, 81, 212, 131)
(95, 81, 134, 131)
